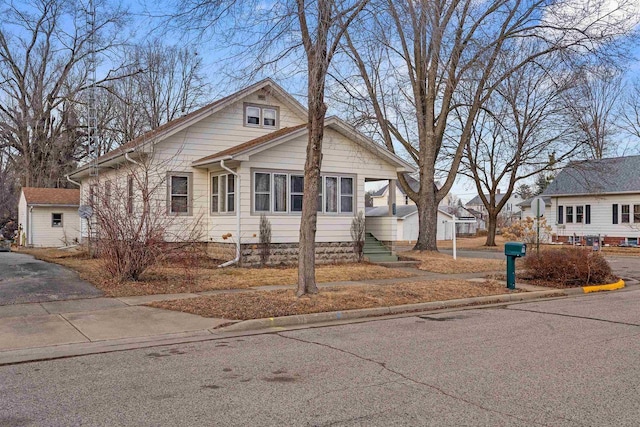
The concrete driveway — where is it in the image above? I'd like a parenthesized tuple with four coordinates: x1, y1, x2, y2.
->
(0, 252, 103, 305)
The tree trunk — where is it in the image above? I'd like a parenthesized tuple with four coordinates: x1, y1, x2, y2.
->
(413, 187, 439, 251)
(297, 71, 327, 296)
(485, 211, 498, 246)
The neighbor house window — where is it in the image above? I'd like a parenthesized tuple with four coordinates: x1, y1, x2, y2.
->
(566, 206, 573, 223)
(622, 205, 630, 223)
(244, 104, 279, 129)
(585, 205, 591, 224)
(576, 206, 584, 223)
(635, 205, 640, 223)
(51, 213, 63, 227)
(168, 172, 192, 215)
(613, 204, 619, 224)
(253, 171, 355, 214)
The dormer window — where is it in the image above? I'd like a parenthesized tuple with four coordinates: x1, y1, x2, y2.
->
(244, 103, 278, 129)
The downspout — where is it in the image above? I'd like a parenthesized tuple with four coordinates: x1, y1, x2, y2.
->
(125, 151, 141, 166)
(28, 206, 33, 246)
(218, 157, 241, 268)
(66, 175, 81, 187)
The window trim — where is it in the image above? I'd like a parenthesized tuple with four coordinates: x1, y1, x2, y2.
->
(51, 213, 63, 228)
(243, 103, 280, 129)
(167, 172, 193, 216)
(251, 168, 356, 216)
(210, 172, 236, 215)
(622, 204, 630, 223)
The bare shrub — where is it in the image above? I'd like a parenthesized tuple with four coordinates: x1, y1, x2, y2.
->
(88, 155, 204, 281)
(259, 214, 272, 267)
(503, 217, 553, 244)
(523, 248, 613, 287)
(350, 211, 366, 262)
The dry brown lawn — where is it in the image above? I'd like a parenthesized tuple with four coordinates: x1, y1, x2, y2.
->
(436, 236, 506, 251)
(16, 247, 415, 297)
(399, 250, 505, 273)
(148, 279, 514, 320)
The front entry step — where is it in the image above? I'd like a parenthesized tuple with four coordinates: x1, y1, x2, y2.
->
(363, 233, 398, 262)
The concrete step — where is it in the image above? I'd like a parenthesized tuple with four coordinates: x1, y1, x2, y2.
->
(366, 254, 399, 262)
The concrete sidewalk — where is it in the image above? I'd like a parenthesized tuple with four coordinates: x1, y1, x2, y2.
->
(0, 269, 604, 365)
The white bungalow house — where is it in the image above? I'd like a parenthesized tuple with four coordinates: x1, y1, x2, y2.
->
(18, 188, 81, 247)
(67, 79, 415, 265)
(520, 156, 640, 246)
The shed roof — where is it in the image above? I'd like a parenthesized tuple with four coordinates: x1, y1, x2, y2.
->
(22, 187, 80, 206)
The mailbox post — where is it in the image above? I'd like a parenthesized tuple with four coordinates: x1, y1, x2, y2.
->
(504, 242, 526, 290)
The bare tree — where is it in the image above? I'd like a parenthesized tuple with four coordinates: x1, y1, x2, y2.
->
(0, 0, 129, 188)
(563, 68, 624, 159)
(336, 0, 638, 251)
(621, 78, 640, 147)
(89, 153, 205, 281)
(460, 55, 580, 246)
(170, 0, 368, 295)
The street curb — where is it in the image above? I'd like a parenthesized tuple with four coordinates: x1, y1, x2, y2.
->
(582, 279, 625, 294)
(219, 289, 565, 333)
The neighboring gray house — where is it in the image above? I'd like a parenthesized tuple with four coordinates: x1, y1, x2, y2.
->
(523, 156, 640, 246)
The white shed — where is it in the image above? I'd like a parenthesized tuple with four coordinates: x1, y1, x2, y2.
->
(18, 188, 81, 247)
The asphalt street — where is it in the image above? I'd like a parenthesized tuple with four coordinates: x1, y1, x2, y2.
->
(0, 252, 102, 305)
(1, 287, 639, 426)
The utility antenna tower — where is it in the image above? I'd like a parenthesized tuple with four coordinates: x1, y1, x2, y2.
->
(86, 0, 99, 177)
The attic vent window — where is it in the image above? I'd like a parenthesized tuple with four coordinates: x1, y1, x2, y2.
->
(258, 94, 266, 100)
(244, 103, 279, 129)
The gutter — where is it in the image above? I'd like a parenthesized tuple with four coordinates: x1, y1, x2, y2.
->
(218, 157, 241, 268)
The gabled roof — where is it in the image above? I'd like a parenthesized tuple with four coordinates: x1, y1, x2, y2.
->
(371, 175, 441, 197)
(22, 187, 80, 206)
(192, 117, 416, 172)
(70, 78, 308, 177)
(518, 196, 551, 207)
(193, 125, 307, 165)
(542, 155, 640, 196)
(466, 193, 509, 206)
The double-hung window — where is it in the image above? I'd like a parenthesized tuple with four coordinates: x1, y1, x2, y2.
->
(635, 205, 640, 223)
(576, 206, 584, 223)
(273, 174, 287, 212)
(254, 173, 271, 212)
(168, 172, 192, 215)
(325, 177, 338, 213)
(566, 206, 574, 223)
(622, 205, 630, 223)
(253, 171, 354, 214)
(340, 177, 354, 213)
(244, 104, 278, 129)
(290, 175, 304, 212)
(51, 213, 63, 227)
(211, 174, 235, 214)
